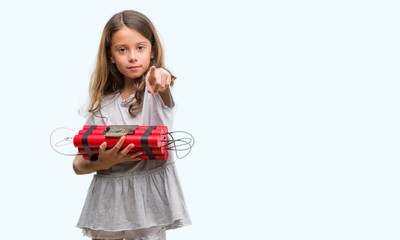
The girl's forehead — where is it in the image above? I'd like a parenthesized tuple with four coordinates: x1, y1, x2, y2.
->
(111, 26, 150, 45)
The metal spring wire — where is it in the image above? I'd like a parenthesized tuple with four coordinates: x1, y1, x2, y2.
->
(162, 131, 195, 159)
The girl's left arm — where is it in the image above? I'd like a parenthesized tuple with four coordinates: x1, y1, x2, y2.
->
(158, 87, 172, 107)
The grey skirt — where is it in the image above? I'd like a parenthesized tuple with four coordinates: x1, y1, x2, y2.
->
(76, 162, 191, 231)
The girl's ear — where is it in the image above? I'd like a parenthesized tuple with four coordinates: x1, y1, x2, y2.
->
(151, 49, 155, 59)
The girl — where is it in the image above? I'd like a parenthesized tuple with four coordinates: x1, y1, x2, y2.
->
(73, 10, 191, 240)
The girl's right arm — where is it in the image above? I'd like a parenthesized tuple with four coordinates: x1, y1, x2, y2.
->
(72, 136, 143, 175)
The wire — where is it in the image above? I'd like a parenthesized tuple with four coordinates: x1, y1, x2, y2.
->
(163, 131, 195, 159)
(49, 127, 82, 157)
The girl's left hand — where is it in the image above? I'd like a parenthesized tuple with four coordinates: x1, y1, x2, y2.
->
(145, 66, 171, 96)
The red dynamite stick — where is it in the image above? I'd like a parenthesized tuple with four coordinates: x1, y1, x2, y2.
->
(81, 125, 168, 132)
(139, 151, 168, 160)
(81, 152, 168, 160)
(130, 127, 168, 135)
(78, 129, 166, 136)
(73, 135, 163, 148)
(82, 125, 108, 131)
(78, 147, 165, 155)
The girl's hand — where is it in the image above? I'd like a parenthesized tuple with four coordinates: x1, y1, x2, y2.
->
(72, 136, 142, 175)
(96, 135, 142, 171)
(145, 66, 171, 96)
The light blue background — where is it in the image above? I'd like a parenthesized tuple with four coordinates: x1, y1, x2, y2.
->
(0, 0, 399, 239)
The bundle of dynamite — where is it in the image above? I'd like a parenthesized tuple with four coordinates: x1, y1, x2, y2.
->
(73, 125, 169, 160)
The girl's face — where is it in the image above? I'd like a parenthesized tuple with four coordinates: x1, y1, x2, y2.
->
(109, 26, 154, 82)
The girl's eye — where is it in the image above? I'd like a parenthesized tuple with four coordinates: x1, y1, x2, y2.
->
(119, 48, 127, 53)
(138, 46, 145, 50)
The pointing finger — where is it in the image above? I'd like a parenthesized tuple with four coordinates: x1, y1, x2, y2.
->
(149, 66, 157, 82)
(153, 69, 162, 94)
(146, 76, 155, 95)
(146, 66, 157, 95)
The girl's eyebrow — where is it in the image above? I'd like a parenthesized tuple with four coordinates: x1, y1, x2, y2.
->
(114, 41, 149, 46)
(136, 41, 149, 45)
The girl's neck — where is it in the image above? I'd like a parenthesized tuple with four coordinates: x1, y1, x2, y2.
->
(120, 78, 140, 100)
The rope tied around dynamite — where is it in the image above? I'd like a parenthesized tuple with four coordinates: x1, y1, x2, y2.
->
(50, 126, 195, 160)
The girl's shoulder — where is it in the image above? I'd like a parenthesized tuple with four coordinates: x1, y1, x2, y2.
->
(99, 93, 120, 109)
(102, 92, 120, 103)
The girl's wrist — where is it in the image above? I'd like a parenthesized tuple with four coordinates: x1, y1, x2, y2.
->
(83, 158, 103, 173)
(157, 86, 169, 94)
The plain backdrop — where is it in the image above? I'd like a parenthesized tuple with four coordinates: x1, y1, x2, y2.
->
(0, 0, 399, 239)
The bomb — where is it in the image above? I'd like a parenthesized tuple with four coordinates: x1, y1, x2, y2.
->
(73, 125, 169, 160)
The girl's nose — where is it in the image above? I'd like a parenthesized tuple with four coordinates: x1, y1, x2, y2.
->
(128, 51, 137, 62)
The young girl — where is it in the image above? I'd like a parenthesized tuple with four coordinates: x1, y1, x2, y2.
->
(73, 10, 191, 240)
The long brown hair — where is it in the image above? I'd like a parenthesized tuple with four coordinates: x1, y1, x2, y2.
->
(88, 10, 175, 117)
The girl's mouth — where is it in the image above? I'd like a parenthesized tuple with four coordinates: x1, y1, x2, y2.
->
(128, 66, 140, 70)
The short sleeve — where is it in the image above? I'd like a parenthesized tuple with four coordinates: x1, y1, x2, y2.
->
(156, 87, 175, 109)
(140, 87, 175, 128)
(84, 113, 95, 125)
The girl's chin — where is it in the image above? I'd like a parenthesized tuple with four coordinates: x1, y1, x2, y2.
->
(124, 73, 143, 81)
